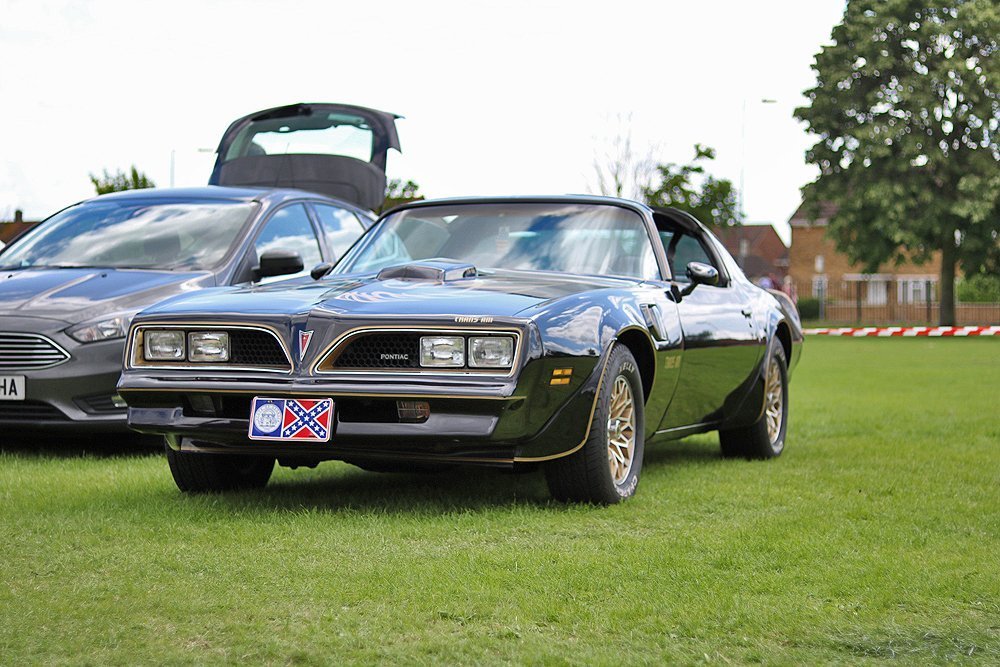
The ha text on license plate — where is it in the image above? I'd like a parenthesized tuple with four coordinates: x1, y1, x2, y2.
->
(248, 397, 334, 442)
(0, 376, 25, 401)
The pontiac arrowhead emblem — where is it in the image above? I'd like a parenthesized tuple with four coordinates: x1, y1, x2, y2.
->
(298, 330, 314, 361)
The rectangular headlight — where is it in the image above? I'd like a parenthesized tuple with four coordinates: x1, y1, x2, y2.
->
(419, 336, 465, 367)
(468, 336, 514, 368)
(188, 331, 230, 362)
(143, 330, 185, 361)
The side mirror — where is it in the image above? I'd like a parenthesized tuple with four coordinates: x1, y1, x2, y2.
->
(675, 261, 719, 299)
(686, 261, 719, 286)
(310, 262, 334, 280)
(256, 249, 304, 280)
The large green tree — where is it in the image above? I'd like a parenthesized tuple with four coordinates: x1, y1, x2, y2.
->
(642, 144, 743, 227)
(795, 0, 999, 325)
(89, 166, 155, 195)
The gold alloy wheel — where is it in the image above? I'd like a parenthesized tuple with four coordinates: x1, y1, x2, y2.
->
(764, 355, 784, 444)
(606, 375, 636, 484)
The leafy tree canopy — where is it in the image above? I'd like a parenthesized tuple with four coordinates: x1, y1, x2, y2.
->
(380, 179, 423, 213)
(795, 0, 999, 324)
(89, 166, 155, 195)
(642, 144, 743, 227)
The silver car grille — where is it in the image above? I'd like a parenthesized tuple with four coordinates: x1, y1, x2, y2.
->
(0, 333, 71, 369)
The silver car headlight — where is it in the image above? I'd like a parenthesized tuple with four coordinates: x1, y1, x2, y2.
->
(187, 331, 230, 362)
(468, 336, 515, 368)
(143, 330, 186, 361)
(419, 336, 465, 367)
(67, 315, 132, 343)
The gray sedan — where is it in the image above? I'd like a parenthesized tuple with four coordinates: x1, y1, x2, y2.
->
(0, 186, 373, 432)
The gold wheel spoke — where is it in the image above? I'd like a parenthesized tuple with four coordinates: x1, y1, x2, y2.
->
(606, 373, 637, 485)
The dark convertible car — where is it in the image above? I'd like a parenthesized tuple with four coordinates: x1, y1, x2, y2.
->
(0, 103, 397, 432)
(119, 196, 802, 503)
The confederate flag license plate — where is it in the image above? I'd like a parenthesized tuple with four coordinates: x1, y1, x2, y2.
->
(248, 397, 334, 443)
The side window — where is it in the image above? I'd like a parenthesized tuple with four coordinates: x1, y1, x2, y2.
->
(254, 204, 322, 281)
(658, 228, 717, 283)
(314, 204, 366, 261)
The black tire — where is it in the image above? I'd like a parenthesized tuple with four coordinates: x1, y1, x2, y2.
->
(165, 440, 274, 492)
(545, 344, 645, 504)
(719, 340, 789, 459)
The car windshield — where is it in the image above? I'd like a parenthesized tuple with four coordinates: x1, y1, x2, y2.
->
(0, 200, 256, 271)
(334, 202, 660, 281)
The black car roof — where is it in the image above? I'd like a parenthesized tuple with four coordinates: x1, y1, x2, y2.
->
(380, 194, 655, 217)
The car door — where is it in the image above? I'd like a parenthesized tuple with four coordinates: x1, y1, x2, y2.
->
(655, 213, 763, 430)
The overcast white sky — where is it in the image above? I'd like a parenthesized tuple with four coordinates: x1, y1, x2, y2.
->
(0, 0, 846, 242)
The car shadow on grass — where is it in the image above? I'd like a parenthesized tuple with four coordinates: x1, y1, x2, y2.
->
(0, 432, 162, 459)
(233, 464, 555, 513)
(202, 434, 728, 514)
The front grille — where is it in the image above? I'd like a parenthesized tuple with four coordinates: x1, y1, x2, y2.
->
(229, 330, 289, 367)
(0, 333, 70, 369)
(0, 400, 68, 422)
(331, 333, 421, 369)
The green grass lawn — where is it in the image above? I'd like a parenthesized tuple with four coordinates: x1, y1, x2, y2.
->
(2, 337, 998, 665)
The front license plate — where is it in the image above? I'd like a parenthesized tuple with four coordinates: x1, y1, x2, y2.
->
(0, 376, 26, 401)
(248, 397, 334, 442)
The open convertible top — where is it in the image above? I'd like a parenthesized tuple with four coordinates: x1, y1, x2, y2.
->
(208, 103, 401, 211)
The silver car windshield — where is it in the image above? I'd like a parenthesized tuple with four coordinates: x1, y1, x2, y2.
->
(0, 201, 256, 271)
(334, 202, 660, 281)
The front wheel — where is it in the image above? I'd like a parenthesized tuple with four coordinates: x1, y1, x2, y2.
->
(545, 344, 645, 504)
(719, 341, 789, 459)
(165, 440, 274, 492)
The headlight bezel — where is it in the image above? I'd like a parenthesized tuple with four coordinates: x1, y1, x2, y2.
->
(128, 324, 293, 373)
(314, 328, 522, 376)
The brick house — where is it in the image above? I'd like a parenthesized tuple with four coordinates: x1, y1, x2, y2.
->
(714, 224, 789, 285)
(788, 201, 942, 306)
(0, 210, 40, 245)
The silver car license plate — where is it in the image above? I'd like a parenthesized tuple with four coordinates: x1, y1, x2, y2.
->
(0, 376, 26, 401)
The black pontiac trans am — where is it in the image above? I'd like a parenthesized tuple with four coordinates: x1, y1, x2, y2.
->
(118, 196, 803, 503)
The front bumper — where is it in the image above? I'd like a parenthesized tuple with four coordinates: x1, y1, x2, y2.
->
(1, 319, 129, 431)
(119, 357, 607, 466)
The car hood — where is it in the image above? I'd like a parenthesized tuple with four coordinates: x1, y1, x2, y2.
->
(140, 268, 642, 321)
(0, 268, 215, 325)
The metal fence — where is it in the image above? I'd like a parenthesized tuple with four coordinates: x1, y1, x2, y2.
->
(792, 278, 1000, 325)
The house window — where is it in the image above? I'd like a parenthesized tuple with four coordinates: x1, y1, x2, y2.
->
(897, 278, 936, 303)
(867, 279, 887, 305)
(811, 275, 828, 298)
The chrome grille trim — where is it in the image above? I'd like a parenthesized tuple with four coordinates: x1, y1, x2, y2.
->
(313, 327, 523, 377)
(125, 323, 293, 373)
(0, 333, 71, 369)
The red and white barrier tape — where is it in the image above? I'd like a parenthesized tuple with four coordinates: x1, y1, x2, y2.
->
(804, 325, 1000, 337)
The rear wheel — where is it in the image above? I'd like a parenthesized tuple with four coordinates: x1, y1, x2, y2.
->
(720, 341, 788, 459)
(545, 344, 645, 504)
(165, 440, 274, 492)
